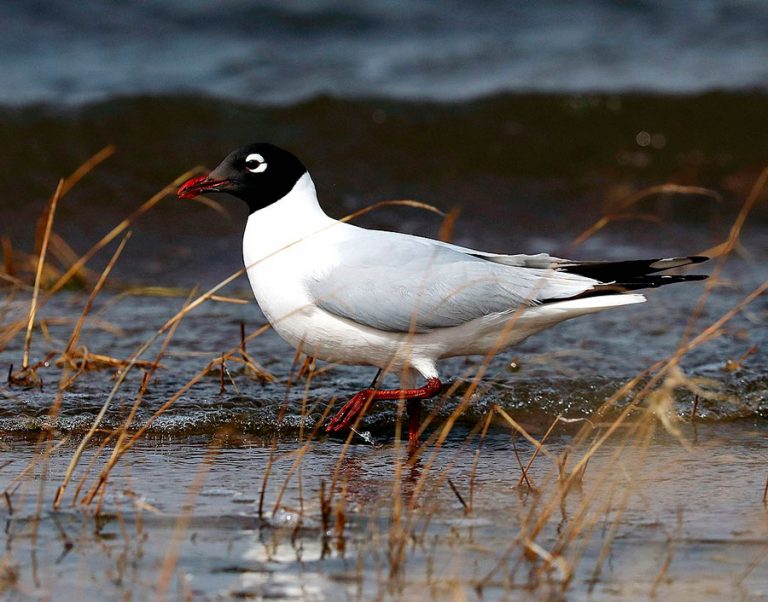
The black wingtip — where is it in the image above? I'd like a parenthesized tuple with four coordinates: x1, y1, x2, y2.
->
(556, 255, 710, 297)
(561, 255, 710, 281)
(651, 274, 709, 284)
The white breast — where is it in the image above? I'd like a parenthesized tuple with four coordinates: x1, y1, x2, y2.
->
(245, 236, 409, 367)
(242, 175, 326, 334)
(241, 176, 426, 371)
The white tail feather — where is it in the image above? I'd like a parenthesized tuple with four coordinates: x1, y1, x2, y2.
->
(544, 293, 646, 312)
(519, 293, 646, 335)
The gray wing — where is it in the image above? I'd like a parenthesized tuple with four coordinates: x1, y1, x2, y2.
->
(308, 230, 598, 333)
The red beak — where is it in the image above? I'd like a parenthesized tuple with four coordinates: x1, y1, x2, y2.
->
(177, 174, 231, 199)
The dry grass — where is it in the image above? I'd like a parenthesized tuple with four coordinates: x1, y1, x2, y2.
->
(0, 150, 765, 600)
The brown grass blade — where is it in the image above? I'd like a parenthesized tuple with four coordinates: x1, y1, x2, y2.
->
(340, 199, 444, 223)
(60, 145, 115, 197)
(21, 179, 63, 371)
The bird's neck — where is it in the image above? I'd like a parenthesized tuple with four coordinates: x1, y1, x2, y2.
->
(243, 172, 335, 264)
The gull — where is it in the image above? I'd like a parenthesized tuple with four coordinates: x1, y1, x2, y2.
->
(178, 143, 707, 450)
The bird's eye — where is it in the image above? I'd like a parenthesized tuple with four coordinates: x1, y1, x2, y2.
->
(245, 153, 267, 173)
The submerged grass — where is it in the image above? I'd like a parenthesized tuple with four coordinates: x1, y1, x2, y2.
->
(0, 149, 766, 599)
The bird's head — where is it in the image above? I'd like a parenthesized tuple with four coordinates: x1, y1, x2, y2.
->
(177, 143, 307, 213)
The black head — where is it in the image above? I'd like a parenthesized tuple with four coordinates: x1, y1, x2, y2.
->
(177, 143, 307, 214)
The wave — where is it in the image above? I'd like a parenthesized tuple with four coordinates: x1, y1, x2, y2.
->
(3, 1, 768, 105)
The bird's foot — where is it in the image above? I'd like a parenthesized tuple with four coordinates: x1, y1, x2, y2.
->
(326, 388, 376, 432)
(326, 378, 442, 436)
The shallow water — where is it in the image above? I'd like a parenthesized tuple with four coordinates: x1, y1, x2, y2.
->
(1, 423, 767, 600)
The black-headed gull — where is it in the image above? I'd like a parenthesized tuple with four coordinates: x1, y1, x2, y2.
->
(178, 143, 707, 448)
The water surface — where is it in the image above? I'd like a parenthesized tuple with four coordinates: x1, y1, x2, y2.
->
(2, 423, 767, 600)
(2, 0, 768, 105)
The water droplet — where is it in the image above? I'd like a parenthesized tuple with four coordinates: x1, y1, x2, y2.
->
(635, 131, 651, 147)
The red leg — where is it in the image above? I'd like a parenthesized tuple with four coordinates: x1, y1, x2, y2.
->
(326, 377, 441, 433)
(407, 398, 422, 454)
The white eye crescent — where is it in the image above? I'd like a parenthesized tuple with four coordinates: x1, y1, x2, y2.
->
(245, 153, 267, 173)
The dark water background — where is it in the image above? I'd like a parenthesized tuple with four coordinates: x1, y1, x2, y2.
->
(1, 92, 767, 282)
(2, 0, 768, 105)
